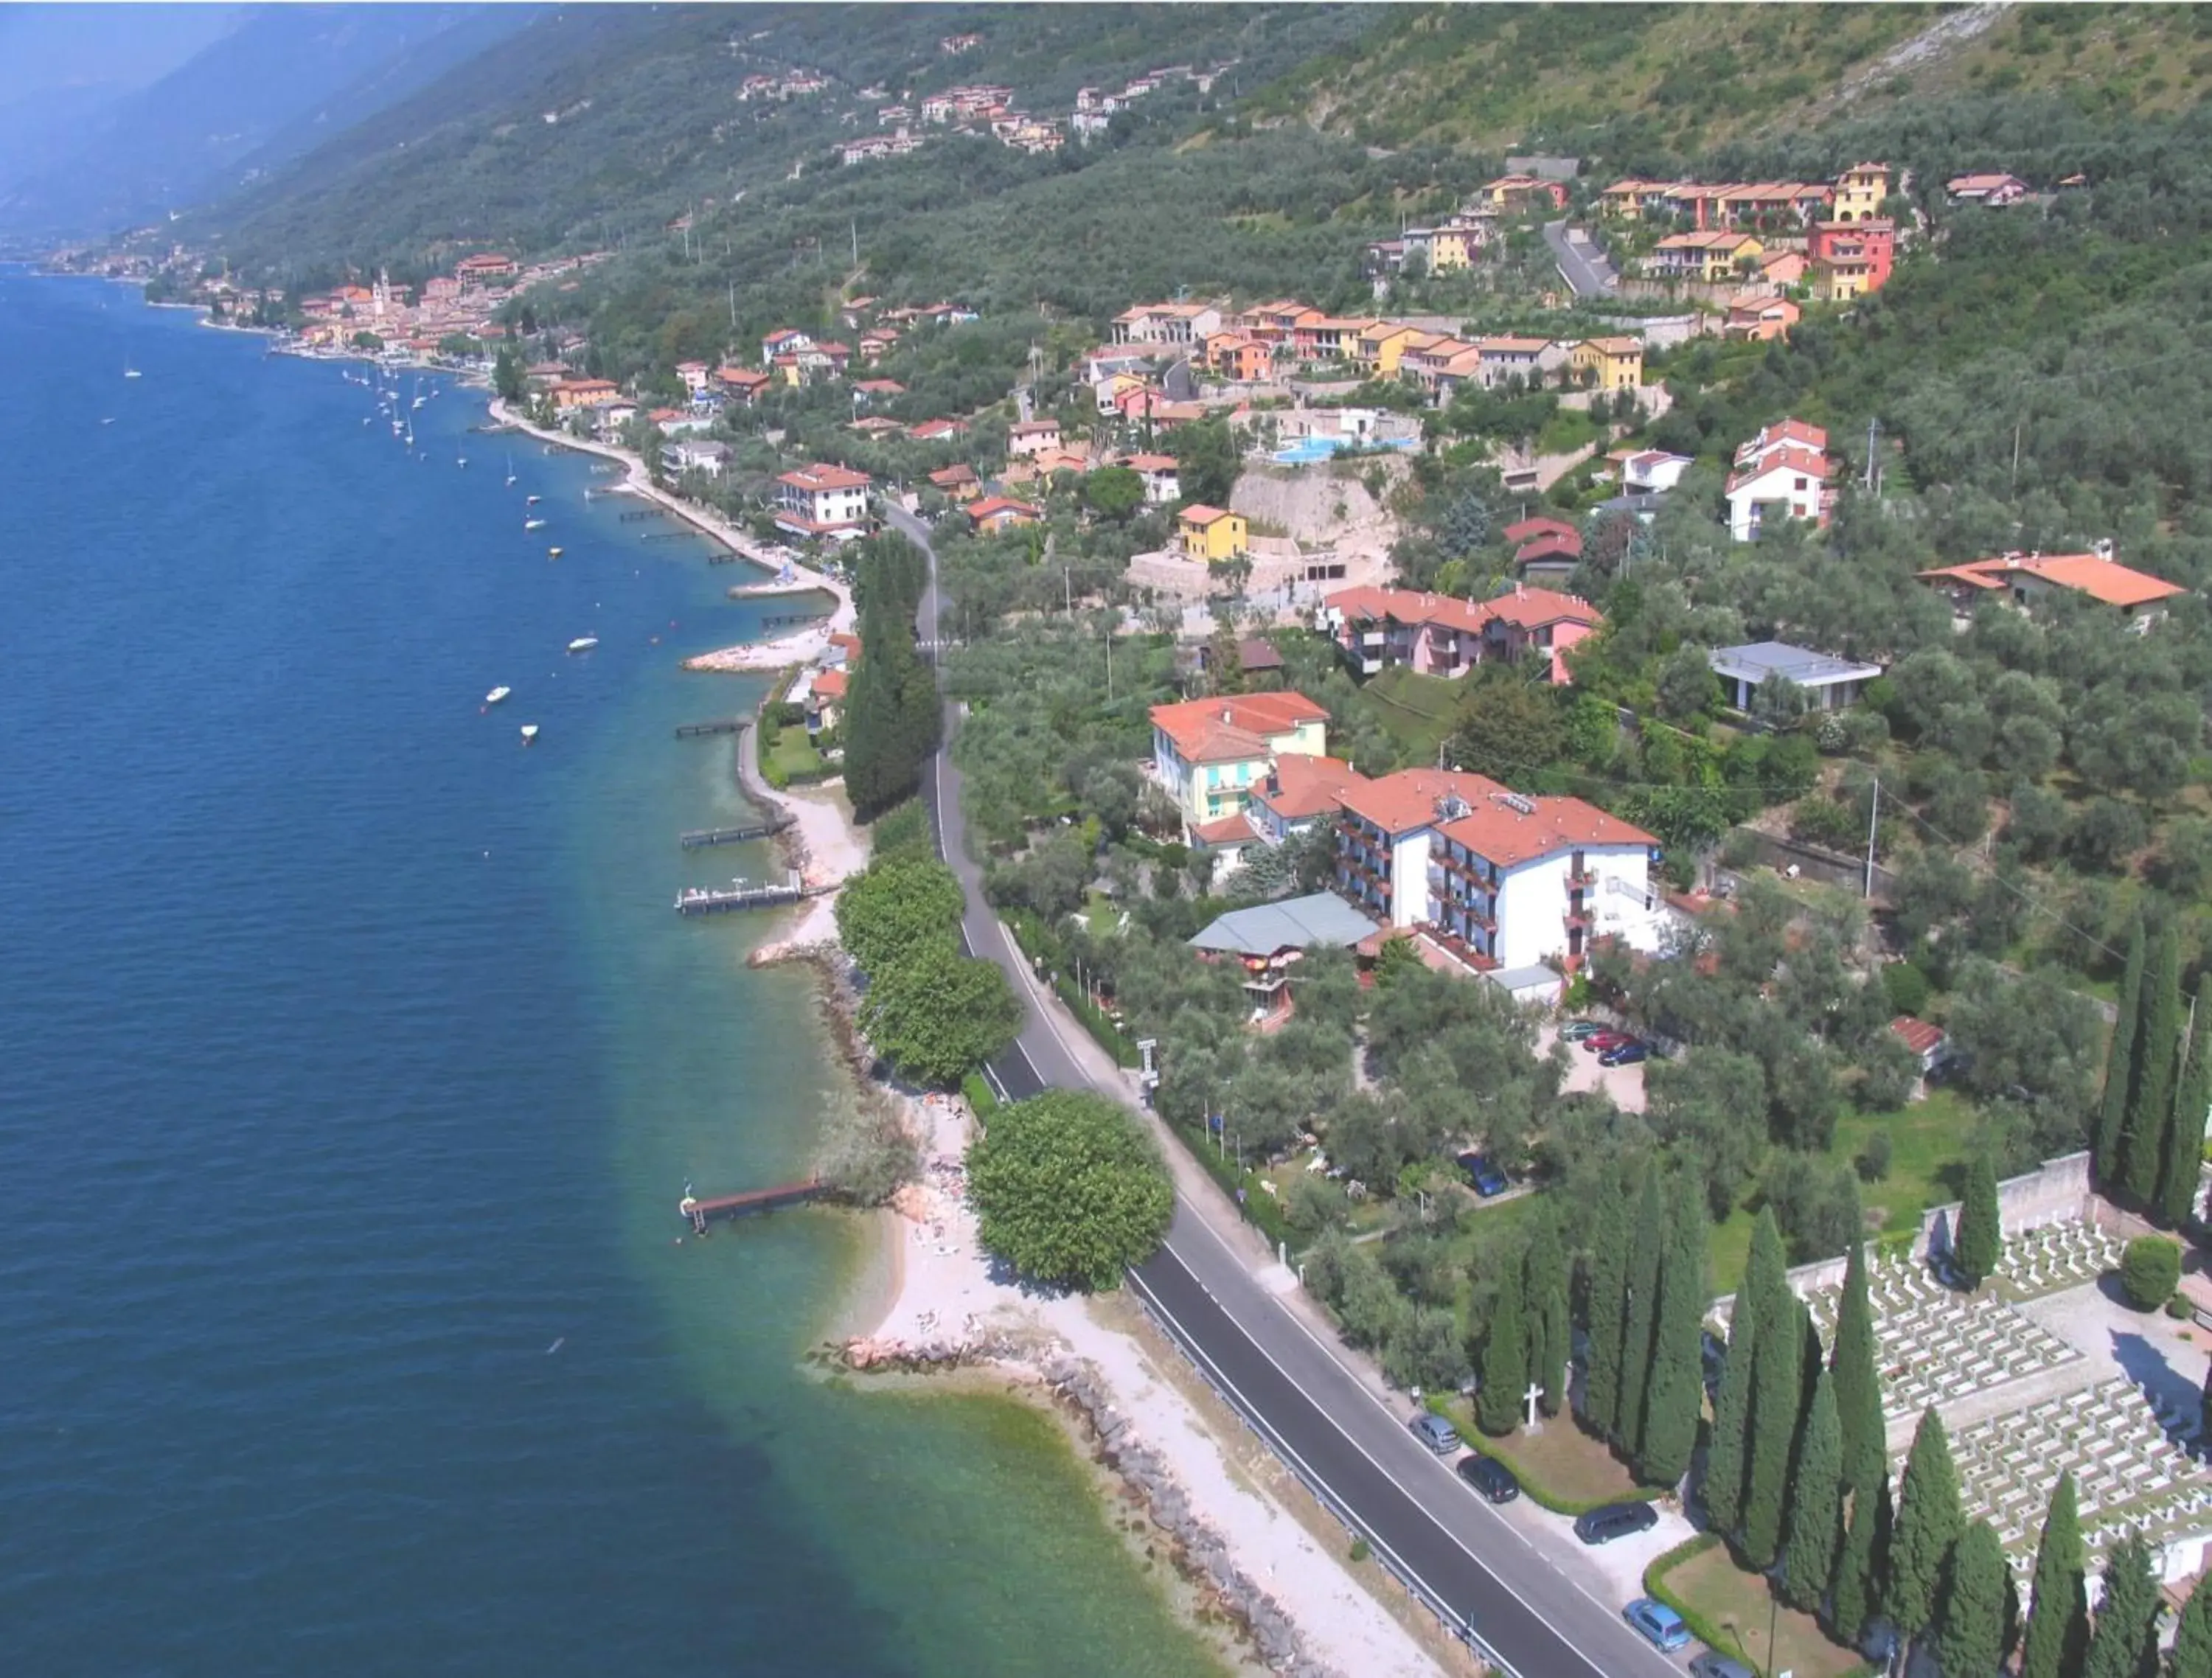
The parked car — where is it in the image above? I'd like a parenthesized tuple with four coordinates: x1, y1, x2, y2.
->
(1455, 1152, 1510, 1197)
(1584, 1030, 1634, 1053)
(1559, 1020, 1607, 1042)
(1624, 1598, 1690, 1653)
(1599, 1042, 1651, 1067)
(1573, 1500, 1658, 1545)
(1689, 1653, 1757, 1678)
(1454, 1452, 1520, 1504)
(1410, 1411, 1461, 1455)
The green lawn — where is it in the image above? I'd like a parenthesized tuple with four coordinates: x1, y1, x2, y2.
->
(1655, 1542, 1864, 1678)
(765, 723, 825, 781)
(1436, 1404, 1647, 1511)
(1355, 665, 1461, 765)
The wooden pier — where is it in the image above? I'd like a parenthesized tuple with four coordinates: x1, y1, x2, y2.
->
(619, 508, 667, 522)
(644, 530, 701, 543)
(674, 718, 748, 739)
(674, 872, 813, 916)
(680, 816, 793, 849)
(759, 610, 825, 629)
(679, 1180, 827, 1232)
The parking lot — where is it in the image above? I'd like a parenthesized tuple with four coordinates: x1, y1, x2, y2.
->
(1540, 1021, 1649, 1113)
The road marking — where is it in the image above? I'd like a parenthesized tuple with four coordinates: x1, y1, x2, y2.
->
(1172, 1211, 1672, 1668)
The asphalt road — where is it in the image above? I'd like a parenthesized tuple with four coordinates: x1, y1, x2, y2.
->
(1543, 220, 1618, 298)
(886, 502, 1679, 1678)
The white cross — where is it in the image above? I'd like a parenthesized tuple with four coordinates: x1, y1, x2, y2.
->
(1525, 1382, 1543, 1428)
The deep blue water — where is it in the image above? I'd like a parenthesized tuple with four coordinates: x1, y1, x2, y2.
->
(0, 274, 1224, 1677)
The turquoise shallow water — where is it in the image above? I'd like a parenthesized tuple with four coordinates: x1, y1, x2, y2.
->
(0, 273, 1225, 1677)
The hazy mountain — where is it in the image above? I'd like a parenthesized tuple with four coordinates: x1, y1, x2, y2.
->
(0, 4, 540, 240)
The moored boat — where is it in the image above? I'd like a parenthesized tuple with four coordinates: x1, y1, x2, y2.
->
(524, 518, 546, 530)
(484, 686, 511, 706)
(566, 636, 598, 654)
(520, 723, 540, 744)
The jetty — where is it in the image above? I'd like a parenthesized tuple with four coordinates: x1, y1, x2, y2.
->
(619, 508, 667, 522)
(679, 1180, 827, 1233)
(644, 530, 700, 543)
(674, 872, 814, 916)
(681, 816, 793, 849)
(759, 609, 825, 629)
(675, 718, 747, 739)
(726, 584, 829, 603)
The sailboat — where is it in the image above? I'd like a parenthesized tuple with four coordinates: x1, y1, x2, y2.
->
(456, 450, 468, 468)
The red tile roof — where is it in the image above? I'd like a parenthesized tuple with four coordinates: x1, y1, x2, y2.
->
(1338, 768, 1508, 837)
(1726, 446, 1834, 495)
(779, 464, 872, 491)
(813, 669, 849, 700)
(1150, 692, 1329, 765)
(1180, 504, 1237, 527)
(1503, 516, 1579, 546)
(966, 495, 1040, 524)
(1917, 552, 2185, 608)
(1436, 792, 1655, 869)
(1251, 754, 1361, 821)
(1889, 1015, 1947, 1057)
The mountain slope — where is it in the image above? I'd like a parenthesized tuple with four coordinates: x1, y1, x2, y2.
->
(0, 4, 538, 240)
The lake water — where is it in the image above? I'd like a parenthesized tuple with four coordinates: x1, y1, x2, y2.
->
(0, 271, 1225, 1677)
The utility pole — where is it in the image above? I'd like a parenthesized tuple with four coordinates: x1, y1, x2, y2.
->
(2011, 418, 2023, 493)
(1864, 415, 1879, 494)
(1863, 776, 1880, 900)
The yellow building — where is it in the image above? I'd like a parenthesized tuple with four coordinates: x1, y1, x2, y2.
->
(1148, 692, 1331, 830)
(1178, 504, 1249, 564)
(1833, 161, 1889, 223)
(1425, 225, 1475, 271)
(1354, 323, 1431, 377)
(1652, 230, 1765, 282)
(1571, 337, 1644, 391)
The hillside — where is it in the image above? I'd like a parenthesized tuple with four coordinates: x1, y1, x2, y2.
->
(195, 4, 1380, 282)
(0, 4, 538, 241)
(1240, 2, 2212, 161)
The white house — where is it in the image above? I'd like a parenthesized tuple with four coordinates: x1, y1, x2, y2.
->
(773, 463, 873, 539)
(1708, 641, 1884, 711)
(1725, 418, 1834, 541)
(1622, 449, 1693, 494)
(1121, 453, 1180, 504)
(662, 439, 732, 477)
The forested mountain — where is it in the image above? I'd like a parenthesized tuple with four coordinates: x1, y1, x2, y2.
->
(0, 4, 539, 241)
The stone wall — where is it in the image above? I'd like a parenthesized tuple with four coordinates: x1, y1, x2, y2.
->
(1918, 1151, 2097, 1261)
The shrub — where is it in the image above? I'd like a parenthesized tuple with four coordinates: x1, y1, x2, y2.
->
(1856, 1132, 1894, 1184)
(2120, 1236, 2182, 1311)
(1882, 961, 1932, 1020)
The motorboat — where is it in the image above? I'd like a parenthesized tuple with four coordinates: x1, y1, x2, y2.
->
(124, 362, 141, 380)
(524, 518, 546, 530)
(526, 493, 541, 505)
(484, 686, 512, 706)
(547, 546, 563, 558)
(566, 636, 599, 654)
(520, 724, 540, 744)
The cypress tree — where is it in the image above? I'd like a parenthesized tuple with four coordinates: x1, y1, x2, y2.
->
(1703, 1284, 1759, 1540)
(1742, 1210, 1803, 1569)
(1615, 1169, 1666, 1458)
(2083, 1534, 2161, 1678)
(2098, 918, 2149, 1188)
(1833, 1234, 1885, 1505)
(1888, 1407, 1964, 1643)
(2170, 1577, 2212, 1678)
(2126, 925, 2183, 1205)
(1475, 1264, 1527, 1437)
(2158, 991, 2211, 1230)
(1638, 1188, 1708, 1489)
(1780, 1366, 1844, 1611)
(1954, 1153, 2003, 1289)
(2020, 1472, 2089, 1678)
(1524, 1216, 1571, 1418)
(1581, 1168, 1632, 1440)
(1832, 1471, 1891, 1647)
(1933, 1520, 2011, 1678)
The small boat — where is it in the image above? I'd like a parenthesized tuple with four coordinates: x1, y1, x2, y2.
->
(485, 686, 512, 706)
(505, 453, 517, 487)
(524, 518, 546, 531)
(547, 546, 563, 558)
(566, 636, 599, 654)
(456, 455, 467, 468)
(520, 724, 540, 745)
(123, 362, 141, 380)
(526, 493, 541, 505)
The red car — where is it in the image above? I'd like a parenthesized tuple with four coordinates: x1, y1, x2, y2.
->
(1585, 1030, 1635, 1053)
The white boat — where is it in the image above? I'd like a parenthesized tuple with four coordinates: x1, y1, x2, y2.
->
(456, 454, 467, 468)
(484, 686, 512, 706)
(520, 724, 540, 744)
(547, 546, 563, 558)
(566, 636, 599, 654)
(123, 362, 141, 380)
(505, 453, 517, 487)
(524, 518, 546, 531)
(526, 493, 541, 505)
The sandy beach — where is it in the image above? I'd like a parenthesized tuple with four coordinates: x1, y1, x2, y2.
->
(847, 1091, 1444, 1678)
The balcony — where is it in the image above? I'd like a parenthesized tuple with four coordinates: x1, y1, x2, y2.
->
(1564, 904, 1593, 930)
(1565, 867, 1597, 891)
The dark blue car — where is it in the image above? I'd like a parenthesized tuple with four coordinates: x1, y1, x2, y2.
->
(1455, 1152, 1510, 1197)
(1599, 1041, 1650, 1067)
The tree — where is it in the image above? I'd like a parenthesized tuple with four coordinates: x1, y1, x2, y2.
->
(1703, 1284, 1759, 1540)
(2125, 925, 2183, 1205)
(2119, 1235, 2182, 1310)
(2170, 1578, 2212, 1678)
(1524, 1216, 1571, 1418)
(861, 950, 1022, 1087)
(2096, 919, 2148, 1188)
(1582, 1169, 1632, 1439)
(2020, 1472, 2089, 1678)
(2082, 1535, 2160, 1678)
(1742, 1210, 1804, 1569)
(1888, 1407, 1965, 1644)
(1781, 1366, 1844, 1611)
(1083, 464, 1144, 522)
(835, 857, 965, 976)
(1615, 1169, 1666, 1458)
(494, 343, 525, 403)
(1933, 1520, 2011, 1678)
(1832, 1472, 1890, 1648)
(1447, 667, 1567, 783)
(1656, 644, 1719, 720)
(1833, 1235, 1886, 1506)
(1953, 1154, 2003, 1289)
(2160, 993, 2211, 1228)
(966, 1091, 1173, 1290)
(1638, 1188, 1708, 1487)
(1169, 417, 1237, 507)
(1476, 1260, 1528, 1436)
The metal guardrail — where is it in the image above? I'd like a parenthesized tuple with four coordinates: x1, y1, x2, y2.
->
(1124, 1270, 1521, 1678)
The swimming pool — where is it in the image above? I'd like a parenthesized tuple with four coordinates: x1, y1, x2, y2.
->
(1271, 435, 1416, 464)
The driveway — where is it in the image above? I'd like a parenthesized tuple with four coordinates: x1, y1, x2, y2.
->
(1543, 220, 1618, 297)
